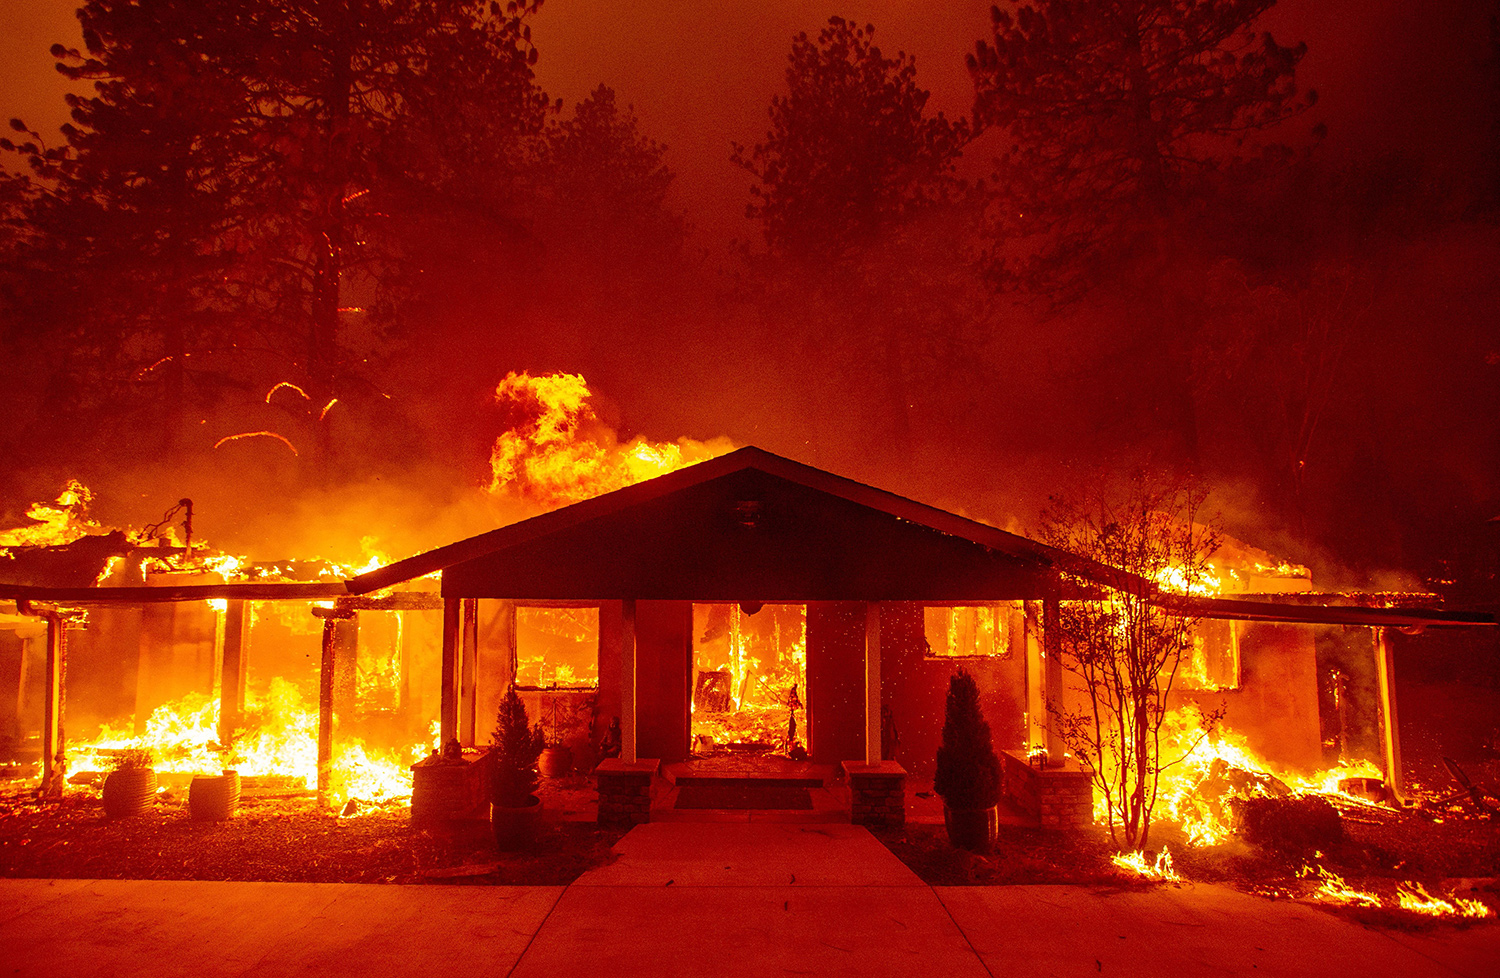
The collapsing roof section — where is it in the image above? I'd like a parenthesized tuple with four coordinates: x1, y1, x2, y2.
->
(352, 446, 1092, 601)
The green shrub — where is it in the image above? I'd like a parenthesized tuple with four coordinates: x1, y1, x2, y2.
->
(934, 669, 1001, 809)
(491, 686, 544, 807)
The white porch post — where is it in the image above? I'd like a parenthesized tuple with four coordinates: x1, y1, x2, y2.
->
(439, 596, 460, 747)
(865, 602, 881, 765)
(621, 598, 637, 764)
(459, 598, 479, 747)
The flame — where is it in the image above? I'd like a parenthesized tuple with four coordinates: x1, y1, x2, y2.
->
(200, 553, 247, 580)
(0, 481, 100, 548)
(1396, 882, 1493, 919)
(1154, 563, 1222, 596)
(76, 679, 425, 809)
(1112, 845, 1180, 882)
(214, 431, 300, 456)
(1143, 704, 1384, 847)
(1301, 864, 1383, 908)
(266, 382, 311, 404)
(691, 604, 807, 754)
(487, 371, 731, 508)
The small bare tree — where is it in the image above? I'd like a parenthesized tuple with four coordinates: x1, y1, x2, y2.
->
(1040, 473, 1222, 851)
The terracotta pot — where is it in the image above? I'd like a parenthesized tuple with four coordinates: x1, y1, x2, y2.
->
(943, 802, 999, 853)
(189, 770, 241, 821)
(538, 745, 573, 779)
(492, 794, 541, 850)
(102, 768, 157, 819)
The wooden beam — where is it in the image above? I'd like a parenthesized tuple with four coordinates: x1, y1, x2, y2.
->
(41, 615, 65, 798)
(317, 615, 337, 807)
(0, 582, 348, 603)
(865, 602, 882, 765)
(1373, 627, 1405, 802)
(621, 598, 637, 764)
(314, 607, 356, 807)
(217, 600, 249, 751)
(459, 599, 479, 747)
(439, 596, 460, 747)
(332, 592, 443, 612)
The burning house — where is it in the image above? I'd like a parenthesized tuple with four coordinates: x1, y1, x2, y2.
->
(1, 447, 1493, 833)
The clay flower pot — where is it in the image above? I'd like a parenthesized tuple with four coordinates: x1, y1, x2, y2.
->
(538, 745, 573, 779)
(188, 770, 242, 821)
(102, 767, 157, 819)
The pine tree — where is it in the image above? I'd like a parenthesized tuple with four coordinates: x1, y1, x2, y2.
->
(4, 0, 550, 458)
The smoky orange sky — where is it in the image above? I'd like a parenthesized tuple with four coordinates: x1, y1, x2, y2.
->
(2, 0, 1491, 245)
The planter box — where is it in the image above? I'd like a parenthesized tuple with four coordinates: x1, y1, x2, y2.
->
(1000, 750, 1094, 830)
(411, 749, 492, 827)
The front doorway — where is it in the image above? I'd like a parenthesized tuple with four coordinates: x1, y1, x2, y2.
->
(689, 603, 807, 760)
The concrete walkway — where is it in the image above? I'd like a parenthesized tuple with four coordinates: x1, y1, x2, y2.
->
(2, 823, 1498, 977)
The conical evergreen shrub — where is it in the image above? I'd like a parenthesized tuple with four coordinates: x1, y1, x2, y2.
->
(933, 669, 1001, 809)
(491, 686, 544, 807)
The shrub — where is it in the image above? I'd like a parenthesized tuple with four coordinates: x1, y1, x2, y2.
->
(934, 669, 1001, 809)
(491, 686, 544, 807)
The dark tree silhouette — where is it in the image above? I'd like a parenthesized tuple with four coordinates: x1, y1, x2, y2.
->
(735, 16, 969, 260)
(733, 18, 980, 476)
(967, 1, 1316, 464)
(968, 0, 1315, 292)
(4, 0, 550, 460)
(530, 85, 682, 262)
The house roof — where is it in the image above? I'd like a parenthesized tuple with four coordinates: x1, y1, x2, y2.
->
(350, 446, 1120, 601)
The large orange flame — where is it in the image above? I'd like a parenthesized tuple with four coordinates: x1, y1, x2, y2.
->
(487, 371, 731, 508)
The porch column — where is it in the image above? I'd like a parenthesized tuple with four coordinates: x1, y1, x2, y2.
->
(1023, 602, 1046, 752)
(459, 598, 479, 747)
(217, 599, 249, 750)
(621, 598, 637, 764)
(439, 597, 461, 747)
(865, 602, 882, 765)
(41, 614, 66, 797)
(1042, 598, 1065, 761)
(1372, 627, 1405, 802)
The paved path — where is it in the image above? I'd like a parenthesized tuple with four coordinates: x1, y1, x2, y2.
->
(2, 823, 1498, 977)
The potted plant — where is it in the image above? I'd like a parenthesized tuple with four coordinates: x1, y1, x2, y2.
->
(537, 691, 575, 778)
(101, 747, 157, 819)
(933, 669, 1002, 852)
(490, 685, 544, 850)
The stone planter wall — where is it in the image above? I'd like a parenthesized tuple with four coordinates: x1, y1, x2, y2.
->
(1000, 750, 1094, 830)
(596, 758, 659, 826)
(842, 760, 906, 828)
(411, 749, 492, 826)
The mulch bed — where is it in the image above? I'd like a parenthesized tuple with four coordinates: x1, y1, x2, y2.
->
(0, 787, 624, 885)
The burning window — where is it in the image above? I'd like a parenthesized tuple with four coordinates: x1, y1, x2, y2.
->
(691, 603, 806, 756)
(923, 603, 1021, 659)
(515, 606, 598, 689)
(1179, 619, 1241, 691)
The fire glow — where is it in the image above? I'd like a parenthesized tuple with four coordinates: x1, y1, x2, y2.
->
(75, 680, 429, 809)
